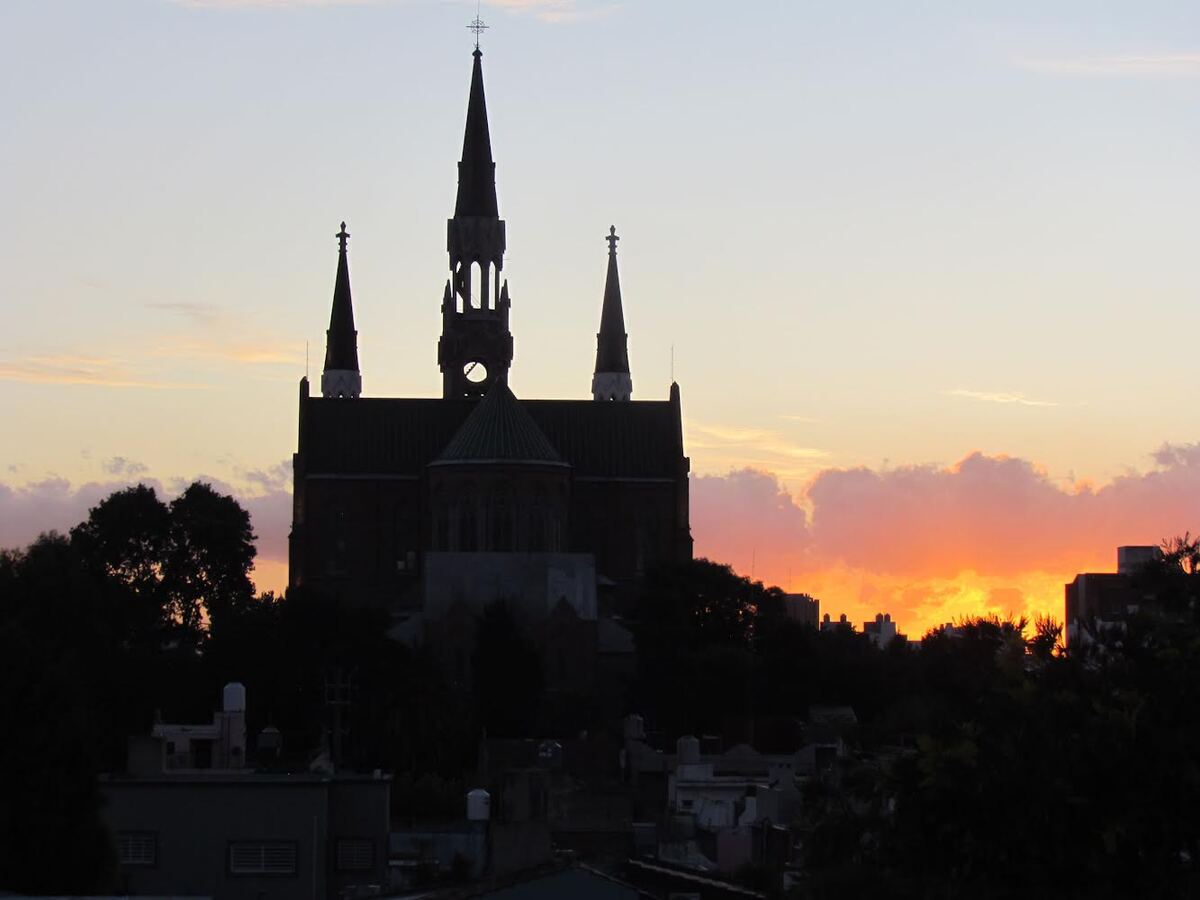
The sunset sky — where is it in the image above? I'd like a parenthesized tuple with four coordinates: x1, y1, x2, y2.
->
(3, 0, 1199, 636)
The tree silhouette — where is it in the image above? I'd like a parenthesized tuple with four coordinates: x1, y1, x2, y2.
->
(165, 482, 256, 635)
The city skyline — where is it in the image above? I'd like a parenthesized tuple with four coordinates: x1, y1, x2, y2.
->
(3, 0, 1199, 634)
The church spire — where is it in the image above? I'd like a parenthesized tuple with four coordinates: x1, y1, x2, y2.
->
(321, 222, 362, 399)
(592, 226, 633, 401)
(439, 45, 512, 400)
(454, 47, 499, 219)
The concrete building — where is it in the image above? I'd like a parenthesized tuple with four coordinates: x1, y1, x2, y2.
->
(782, 593, 819, 627)
(102, 685, 391, 900)
(1065, 545, 1161, 647)
(863, 612, 904, 648)
(819, 613, 851, 632)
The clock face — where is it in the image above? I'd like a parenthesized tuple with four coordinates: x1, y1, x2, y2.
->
(464, 360, 488, 385)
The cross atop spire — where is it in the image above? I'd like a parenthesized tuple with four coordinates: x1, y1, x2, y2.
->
(468, 14, 488, 52)
(337, 221, 349, 254)
(606, 225, 619, 256)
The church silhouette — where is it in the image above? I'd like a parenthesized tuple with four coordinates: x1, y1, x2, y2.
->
(288, 47, 692, 667)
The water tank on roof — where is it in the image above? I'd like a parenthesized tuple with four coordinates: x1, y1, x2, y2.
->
(467, 788, 491, 822)
(677, 735, 700, 764)
(223, 682, 246, 713)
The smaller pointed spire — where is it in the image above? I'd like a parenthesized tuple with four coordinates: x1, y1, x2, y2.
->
(592, 226, 633, 401)
(321, 222, 362, 399)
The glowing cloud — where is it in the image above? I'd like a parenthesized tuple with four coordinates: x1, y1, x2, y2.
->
(692, 445, 1200, 636)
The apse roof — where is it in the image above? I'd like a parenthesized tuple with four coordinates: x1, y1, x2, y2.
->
(433, 380, 565, 466)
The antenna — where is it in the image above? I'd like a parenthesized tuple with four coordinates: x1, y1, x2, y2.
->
(305, 340, 309, 380)
(670, 344, 675, 382)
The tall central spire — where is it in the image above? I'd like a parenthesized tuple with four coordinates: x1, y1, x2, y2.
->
(454, 48, 499, 219)
(439, 46, 513, 399)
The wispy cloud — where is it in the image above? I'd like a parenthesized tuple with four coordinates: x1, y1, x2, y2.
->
(103, 457, 149, 478)
(686, 420, 830, 483)
(0, 355, 207, 390)
(169, 0, 617, 18)
(148, 302, 223, 326)
(943, 388, 1058, 408)
(484, 0, 619, 24)
(149, 337, 302, 366)
(1013, 53, 1200, 77)
(170, 0, 381, 8)
(688, 422, 829, 459)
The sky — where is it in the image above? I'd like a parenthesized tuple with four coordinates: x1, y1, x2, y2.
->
(2, 0, 1199, 636)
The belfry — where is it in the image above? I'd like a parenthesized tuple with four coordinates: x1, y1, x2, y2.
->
(290, 40, 691, 678)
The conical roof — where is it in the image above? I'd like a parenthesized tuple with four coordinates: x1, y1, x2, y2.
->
(454, 49, 499, 219)
(594, 227, 630, 374)
(323, 223, 359, 372)
(435, 381, 565, 465)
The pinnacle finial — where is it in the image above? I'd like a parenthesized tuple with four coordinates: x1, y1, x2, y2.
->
(606, 225, 619, 256)
(337, 221, 349, 253)
(468, 13, 488, 51)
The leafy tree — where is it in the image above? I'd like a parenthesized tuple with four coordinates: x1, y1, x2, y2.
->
(165, 482, 256, 634)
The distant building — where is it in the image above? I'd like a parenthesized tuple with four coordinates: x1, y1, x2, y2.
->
(782, 593, 819, 627)
(1065, 545, 1161, 648)
(102, 684, 391, 900)
(863, 612, 905, 648)
(819, 613, 851, 632)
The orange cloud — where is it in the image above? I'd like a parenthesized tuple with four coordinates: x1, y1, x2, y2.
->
(692, 445, 1200, 637)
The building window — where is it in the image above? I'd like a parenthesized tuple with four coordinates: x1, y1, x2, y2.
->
(117, 832, 156, 867)
(229, 841, 298, 876)
(336, 838, 375, 872)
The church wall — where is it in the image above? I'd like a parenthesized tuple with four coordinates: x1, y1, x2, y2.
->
(296, 476, 423, 607)
(569, 479, 682, 588)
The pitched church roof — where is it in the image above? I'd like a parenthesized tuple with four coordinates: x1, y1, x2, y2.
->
(595, 226, 630, 375)
(454, 49, 500, 219)
(434, 381, 565, 465)
(300, 396, 683, 479)
(323, 223, 359, 372)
